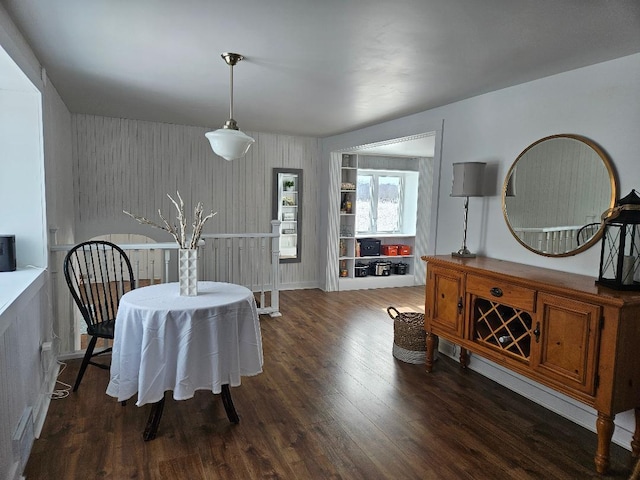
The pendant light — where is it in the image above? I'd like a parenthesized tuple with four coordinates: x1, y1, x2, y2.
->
(205, 52, 255, 161)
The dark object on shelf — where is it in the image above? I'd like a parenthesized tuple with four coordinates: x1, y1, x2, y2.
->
(354, 263, 368, 277)
(597, 189, 640, 291)
(341, 193, 353, 213)
(387, 306, 426, 364)
(393, 262, 408, 275)
(0, 235, 16, 272)
(369, 260, 391, 276)
(360, 238, 381, 256)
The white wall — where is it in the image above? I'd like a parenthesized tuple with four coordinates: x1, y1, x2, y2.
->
(44, 76, 74, 246)
(321, 52, 640, 449)
(0, 65, 46, 268)
(43, 77, 74, 353)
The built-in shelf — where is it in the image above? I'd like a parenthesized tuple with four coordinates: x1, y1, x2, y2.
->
(337, 153, 416, 289)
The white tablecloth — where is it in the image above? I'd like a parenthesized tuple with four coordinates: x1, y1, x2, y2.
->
(106, 281, 263, 406)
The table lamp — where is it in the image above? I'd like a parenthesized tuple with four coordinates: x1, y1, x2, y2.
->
(451, 162, 486, 257)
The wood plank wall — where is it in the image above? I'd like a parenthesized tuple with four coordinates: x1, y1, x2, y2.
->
(70, 115, 322, 290)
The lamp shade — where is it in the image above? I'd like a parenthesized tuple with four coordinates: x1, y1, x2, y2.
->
(205, 128, 255, 161)
(451, 162, 486, 197)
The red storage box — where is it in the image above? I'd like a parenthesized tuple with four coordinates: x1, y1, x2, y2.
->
(398, 245, 411, 255)
(381, 244, 398, 256)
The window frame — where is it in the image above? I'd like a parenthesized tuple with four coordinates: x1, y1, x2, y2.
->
(356, 169, 408, 235)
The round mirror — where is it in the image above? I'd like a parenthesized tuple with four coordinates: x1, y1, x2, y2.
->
(503, 134, 617, 257)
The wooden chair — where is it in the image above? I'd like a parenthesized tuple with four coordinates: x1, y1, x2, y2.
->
(63, 240, 135, 392)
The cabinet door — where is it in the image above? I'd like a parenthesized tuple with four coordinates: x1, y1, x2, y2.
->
(531, 292, 601, 396)
(426, 265, 464, 337)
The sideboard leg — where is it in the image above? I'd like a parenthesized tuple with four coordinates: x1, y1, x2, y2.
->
(459, 348, 469, 369)
(595, 412, 614, 474)
(426, 333, 437, 373)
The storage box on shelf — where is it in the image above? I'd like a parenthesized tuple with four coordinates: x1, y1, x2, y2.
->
(359, 238, 381, 256)
(398, 244, 411, 255)
(381, 244, 398, 256)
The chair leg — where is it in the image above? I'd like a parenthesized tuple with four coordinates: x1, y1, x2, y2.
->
(221, 384, 239, 424)
(73, 335, 98, 392)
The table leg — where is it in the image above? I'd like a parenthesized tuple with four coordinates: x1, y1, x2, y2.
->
(143, 395, 166, 441)
(595, 411, 614, 474)
(221, 384, 240, 424)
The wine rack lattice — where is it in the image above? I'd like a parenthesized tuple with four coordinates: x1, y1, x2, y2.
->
(473, 298, 533, 362)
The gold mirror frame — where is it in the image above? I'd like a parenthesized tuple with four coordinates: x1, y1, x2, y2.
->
(502, 134, 617, 257)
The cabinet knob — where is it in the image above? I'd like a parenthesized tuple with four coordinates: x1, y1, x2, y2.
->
(533, 322, 541, 343)
(490, 287, 503, 297)
(457, 297, 463, 314)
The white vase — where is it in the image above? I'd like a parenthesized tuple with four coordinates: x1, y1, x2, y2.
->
(178, 248, 198, 296)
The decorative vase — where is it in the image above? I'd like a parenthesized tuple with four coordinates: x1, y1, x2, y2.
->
(178, 248, 198, 296)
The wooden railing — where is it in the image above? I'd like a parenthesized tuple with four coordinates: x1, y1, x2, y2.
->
(513, 225, 582, 255)
(49, 221, 281, 355)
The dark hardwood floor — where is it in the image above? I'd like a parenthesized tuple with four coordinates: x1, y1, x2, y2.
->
(25, 287, 634, 479)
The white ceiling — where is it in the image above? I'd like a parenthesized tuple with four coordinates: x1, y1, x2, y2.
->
(2, 0, 640, 140)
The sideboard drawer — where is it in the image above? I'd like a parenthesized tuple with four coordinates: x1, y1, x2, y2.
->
(466, 274, 536, 311)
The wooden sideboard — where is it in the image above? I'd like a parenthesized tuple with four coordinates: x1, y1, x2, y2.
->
(422, 255, 640, 474)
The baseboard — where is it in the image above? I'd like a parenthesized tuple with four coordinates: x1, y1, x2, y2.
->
(278, 281, 322, 290)
(338, 275, 417, 291)
(33, 361, 61, 438)
(437, 339, 634, 451)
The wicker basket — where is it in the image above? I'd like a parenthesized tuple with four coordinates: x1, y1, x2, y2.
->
(387, 306, 426, 364)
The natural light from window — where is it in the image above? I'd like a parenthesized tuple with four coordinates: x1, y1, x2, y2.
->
(356, 169, 418, 236)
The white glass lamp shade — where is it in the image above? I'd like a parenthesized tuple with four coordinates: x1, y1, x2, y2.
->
(205, 128, 255, 161)
(451, 162, 486, 197)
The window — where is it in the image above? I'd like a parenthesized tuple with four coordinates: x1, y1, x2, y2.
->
(356, 169, 418, 235)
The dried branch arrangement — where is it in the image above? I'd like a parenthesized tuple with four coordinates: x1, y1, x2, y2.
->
(124, 191, 217, 250)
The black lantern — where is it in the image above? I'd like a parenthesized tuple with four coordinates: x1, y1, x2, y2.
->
(597, 190, 640, 290)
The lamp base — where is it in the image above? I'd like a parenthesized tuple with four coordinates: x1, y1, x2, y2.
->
(452, 248, 476, 258)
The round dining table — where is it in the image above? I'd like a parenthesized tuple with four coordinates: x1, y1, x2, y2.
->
(106, 281, 264, 439)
